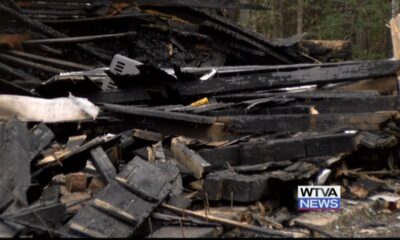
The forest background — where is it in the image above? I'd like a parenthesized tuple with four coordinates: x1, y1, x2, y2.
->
(229, 0, 400, 60)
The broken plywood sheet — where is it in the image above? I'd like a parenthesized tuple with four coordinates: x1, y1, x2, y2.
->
(0, 94, 99, 122)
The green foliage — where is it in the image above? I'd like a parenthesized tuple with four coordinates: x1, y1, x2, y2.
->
(236, 0, 393, 60)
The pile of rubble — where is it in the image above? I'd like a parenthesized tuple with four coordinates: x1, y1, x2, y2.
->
(1, 0, 400, 238)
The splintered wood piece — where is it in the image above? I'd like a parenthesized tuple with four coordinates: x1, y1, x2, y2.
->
(92, 199, 137, 225)
(69, 222, 107, 238)
(114, 177, 159, 203)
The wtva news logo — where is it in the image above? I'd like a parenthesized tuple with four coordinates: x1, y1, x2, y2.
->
(298, 185, 341, 211)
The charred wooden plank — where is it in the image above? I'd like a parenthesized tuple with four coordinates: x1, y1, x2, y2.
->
(206, 105, 313, 116)
(102, 104, 216, 125)
(0, 78, 36, 96)
(67, 157, 179, 238)
(199, 133, 356, 167)
(0, 120, 30, 211)
(28, 123, 54, 161)
(0, 61, 40, 82)
(171, 138, 211, 179)
(356, 131, 398, 149)
(204, 162, 317, 203)
(198, 145, 240, 169)
(8, 50, 93, 70)
(90, 147, 116, 184)
(309, 96, 400, 113)
(216, 90, 380, 102)
(176, 60, 400, 96)
(101, 105, 225, 141)
(36, 134, 119, 166)
(220, 112, 398, 134)
(2, 202, 66, 232)
(133, 129, 163, 142)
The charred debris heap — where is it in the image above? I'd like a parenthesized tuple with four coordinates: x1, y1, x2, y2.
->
(0, 0, 400, 238)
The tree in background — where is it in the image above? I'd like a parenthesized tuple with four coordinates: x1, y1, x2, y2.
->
(235, 0, 394, 60)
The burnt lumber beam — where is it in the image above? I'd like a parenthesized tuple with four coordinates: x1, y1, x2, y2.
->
(175, 60, 400, 96)
(0, 3, 110, 63)
(67, 157, 180, 238)
(8, 50, 93, 70)
(203, 162, 319, 203)
(198, 133, 357, 168)
(101, 104, 225, 141)
(308, 96, 400, 114)
(219, 111, 399, 134)
(208, 96, 400, 116)
(102, 104, 216, 124)
(216, 90, 380, 102)
(206, 105, 313, 116)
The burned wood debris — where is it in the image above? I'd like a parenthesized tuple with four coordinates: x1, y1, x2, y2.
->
(1, 0, 400, 238)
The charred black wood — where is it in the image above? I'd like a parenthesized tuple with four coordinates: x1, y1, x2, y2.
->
(203, 162, 317, 203)
(28, 123, 55, 162)
(0, 61, 41, 82)
(179, 7, 305, 64)
(102, 104, 217, 125)
(206, 105, 313, 116)
(67, 157, 179, 238)
(0, 120, 31, 211)
(133, 129, 163, 142)
(309, 96, 400, 113)
(220, 112, 398, 134)
(170, 138, 211, 179)
(90, 147, 117, 184)
(357, 131, 398, 149)
(0, 78, 36, 96)
(198, 133, 356, 168)
(175, 60, 400, 96)
(1, 202, 66, 234)
(0, 53, 64, 74)
(0, 3, 110, 63)
(8, 50, 93, 70)
(215, 90, 380, 102)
